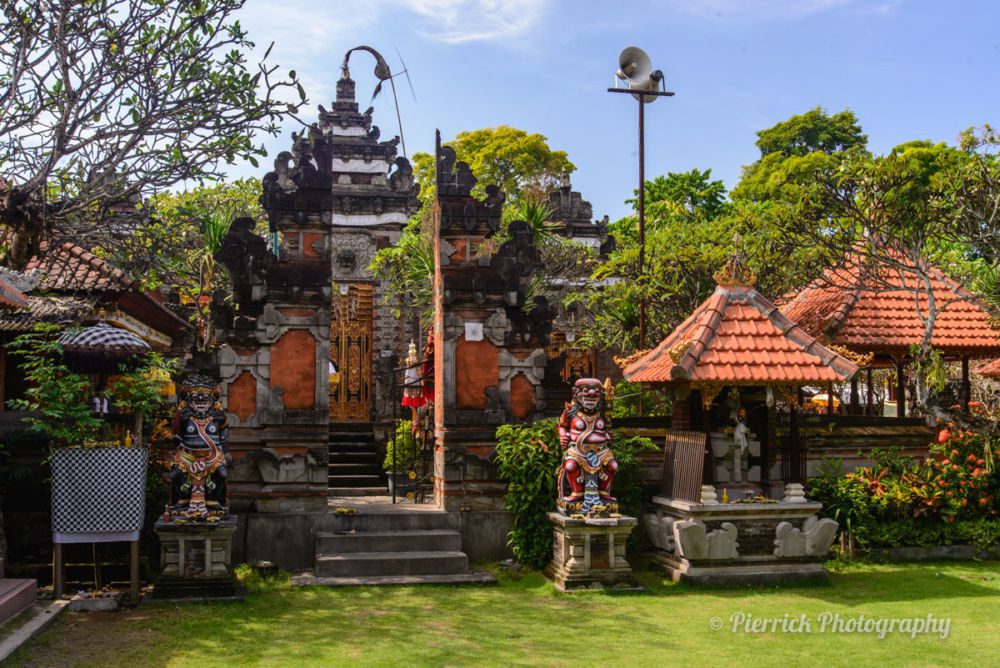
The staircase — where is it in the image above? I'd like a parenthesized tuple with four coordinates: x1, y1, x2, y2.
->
(327, 423, 387, 496)
(292, 508, 495, 586)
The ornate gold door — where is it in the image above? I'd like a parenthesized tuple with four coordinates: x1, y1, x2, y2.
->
(329, 284, 374, 422)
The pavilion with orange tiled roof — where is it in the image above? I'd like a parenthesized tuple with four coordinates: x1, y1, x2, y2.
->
(780, 253, 1000, 418)
(623, 250, 857, 488)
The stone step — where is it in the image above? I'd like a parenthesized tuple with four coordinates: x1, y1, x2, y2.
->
(316, 551, 469, 578)
(328, 487, 389, 497)
(317, 529, 462, 554)
(327, 474, 384, 487)
(328, 451, 379, 464)
(328, 463, 383, 475)
(318, 511, 457, 532)
(328, 442, 378, 452)
(0, 579, 37, 625)
(291, 571, 496, 587)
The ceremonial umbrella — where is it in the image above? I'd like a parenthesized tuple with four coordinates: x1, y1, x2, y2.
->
(58, 322, 151, 374)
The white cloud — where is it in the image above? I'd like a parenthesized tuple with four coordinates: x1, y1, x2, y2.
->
(399, 0, 550, 44)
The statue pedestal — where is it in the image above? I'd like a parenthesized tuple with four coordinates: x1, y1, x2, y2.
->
(153, 517, 243, 601)
(543, 513, 640, 592)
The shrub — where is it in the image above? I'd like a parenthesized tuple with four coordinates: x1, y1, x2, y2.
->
(494, 418, 656, 569)
(807, 428, 1000, 552)
(383, 419, 420, 472)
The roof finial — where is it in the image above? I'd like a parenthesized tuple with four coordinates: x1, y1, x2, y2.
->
(713, 231, 757, 287)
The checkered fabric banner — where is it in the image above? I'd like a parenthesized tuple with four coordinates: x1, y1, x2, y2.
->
(51, 448, 148, 539)
(58, 323, 150, 353)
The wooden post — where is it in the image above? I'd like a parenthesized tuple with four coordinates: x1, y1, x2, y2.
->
(866, 367, 874, 416)
(850, 376, 860, 415)
(54, 543, 64, 599)
(826, 382, 834, 416)
(699, 390, 714, 485)
(130, 540, 140, 605)
(961, 356, 970, 413)
(896, 357, 906, 419)
(788, 389, 802, 483)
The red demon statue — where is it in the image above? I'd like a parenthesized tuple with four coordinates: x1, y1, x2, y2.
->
(557, 378, 619, 516)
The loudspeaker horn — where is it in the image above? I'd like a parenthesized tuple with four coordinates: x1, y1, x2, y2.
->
(616, 46, 652, 82)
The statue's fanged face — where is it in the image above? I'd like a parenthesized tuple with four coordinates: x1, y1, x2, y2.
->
(574, 381, 603, 414)
(189, 391, 213, 415)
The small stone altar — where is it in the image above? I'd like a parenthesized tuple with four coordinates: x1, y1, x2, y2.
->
(544, 513, 638, 591)
(153, 517, 242, 600)
(644, 486, 838, 586)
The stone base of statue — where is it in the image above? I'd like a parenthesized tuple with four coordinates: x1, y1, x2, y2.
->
(543, 512, 640, 592)
(153, 516, 243, 601)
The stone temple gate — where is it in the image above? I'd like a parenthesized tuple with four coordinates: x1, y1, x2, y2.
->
(208, 56, 607, 569)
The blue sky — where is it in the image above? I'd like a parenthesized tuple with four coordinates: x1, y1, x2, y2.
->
(234, 0, 999, 222)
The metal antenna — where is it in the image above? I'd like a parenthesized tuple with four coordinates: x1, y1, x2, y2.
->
(396, 47, 417, 103)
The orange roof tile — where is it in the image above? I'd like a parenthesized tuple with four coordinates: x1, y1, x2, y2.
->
(0, 275, 28, 309)
(780, 255, 1000, 355)
(623, 282, 858, 385)
(24, 239, 135, 292)
(977, 358, 1000, 380)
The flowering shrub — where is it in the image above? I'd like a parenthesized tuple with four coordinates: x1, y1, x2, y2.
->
(808, 430, 1000, 552)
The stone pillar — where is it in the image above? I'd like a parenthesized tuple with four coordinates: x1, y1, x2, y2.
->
(432, 134, 551, 513)
(211, 123, 336, 570)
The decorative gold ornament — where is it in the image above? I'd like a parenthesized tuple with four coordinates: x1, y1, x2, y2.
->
(713, 232, 757, 287)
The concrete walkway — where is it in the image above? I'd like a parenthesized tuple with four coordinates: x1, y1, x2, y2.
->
(327, 495, 444, 513)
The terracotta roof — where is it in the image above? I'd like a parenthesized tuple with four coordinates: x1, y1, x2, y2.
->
(977, 358, 1000, 380)
(24, 239, 135, 292)
(0, 295, 93, 331)
(623, 282, 858, 385)
(780, 256, 1000, 355)
(0, 276, 28, 309)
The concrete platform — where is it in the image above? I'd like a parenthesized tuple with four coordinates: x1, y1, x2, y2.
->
(0, 599, 69, 663)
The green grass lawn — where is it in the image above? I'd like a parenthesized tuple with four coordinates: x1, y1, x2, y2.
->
(11, 561, 1000, 667)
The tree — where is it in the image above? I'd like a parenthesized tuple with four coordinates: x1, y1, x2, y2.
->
(731, 107, 867, 206)
(771, 138, 992, 413)
(0, 0, 303, 268)
(580, 169, 736, 351)
(411, 126, 575, 206)
(374, 127, 578, 328)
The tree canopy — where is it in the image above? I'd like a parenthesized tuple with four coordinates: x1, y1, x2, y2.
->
(0, 0, 303, 268)
(411, 126, 575, 206)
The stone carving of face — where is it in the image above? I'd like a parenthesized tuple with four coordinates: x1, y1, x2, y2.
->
(189, 390, 214, 416)
(574, 380, 603, 414)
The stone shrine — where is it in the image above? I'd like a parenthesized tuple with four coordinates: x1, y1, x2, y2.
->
(624, 249, 855, 584)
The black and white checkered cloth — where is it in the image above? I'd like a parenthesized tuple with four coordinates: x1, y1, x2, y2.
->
(58, 323, 150, 353)
(51, 448, 148, 543)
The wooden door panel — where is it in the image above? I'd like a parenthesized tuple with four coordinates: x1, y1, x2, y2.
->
(330, 284, 374, 422)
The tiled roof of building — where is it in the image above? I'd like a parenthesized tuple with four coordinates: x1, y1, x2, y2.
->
(0, 276, 28, 309)
(976, 358, 1000, 380)
(623, 279, 858, 385)
(0, 295, 93, 331)
(24, 239, 135, 293)
(780, 256, 1000, 355)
